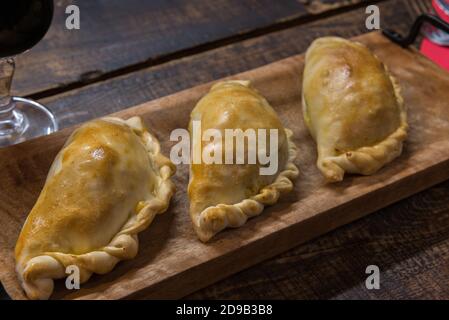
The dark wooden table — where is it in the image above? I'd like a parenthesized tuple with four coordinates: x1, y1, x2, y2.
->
(1, 0, 448, 300)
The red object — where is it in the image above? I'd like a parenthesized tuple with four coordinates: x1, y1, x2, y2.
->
(421, 38, 449, 71)
(433, 0, 449, 23)
(419, 0, 449, 71)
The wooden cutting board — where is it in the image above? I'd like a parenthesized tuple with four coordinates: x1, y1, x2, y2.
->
(1, 32, 449, 300)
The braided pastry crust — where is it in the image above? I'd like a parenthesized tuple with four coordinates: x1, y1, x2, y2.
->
(302, 37, 408, 182)
(15, 117, 175, 299)
(193, 129, 298, 242)
(188, 81, 299, 242)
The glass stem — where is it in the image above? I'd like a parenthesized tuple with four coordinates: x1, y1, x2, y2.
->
(0, 58, 15, 110)
(0, 58, 26, 137)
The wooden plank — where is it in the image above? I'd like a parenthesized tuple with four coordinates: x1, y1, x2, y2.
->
(188, 179, 449, 299)
(1, 0, 438, 300)
(1, 32, 448, 299)
(12, 0, 369, 97)
(39, 0, 431, 129)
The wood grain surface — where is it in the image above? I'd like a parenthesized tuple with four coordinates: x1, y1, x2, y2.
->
(188, 0, 448, 300)
(1, 32, 448, 300)
(1, 0, 447, 300)
(12, 0, 368, 97)
(40, 0, 431, 129)
(188, 179, 449, 299)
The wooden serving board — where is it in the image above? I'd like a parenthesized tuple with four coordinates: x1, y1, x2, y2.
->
(1, 32, 449, 300)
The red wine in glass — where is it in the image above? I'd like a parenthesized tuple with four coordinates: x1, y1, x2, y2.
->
(0, 0, 57, 147)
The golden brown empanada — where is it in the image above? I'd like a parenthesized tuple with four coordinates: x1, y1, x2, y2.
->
(15, 116, 175, 300)
(302, 37, 408, 182)
(188, 80, 299, 242)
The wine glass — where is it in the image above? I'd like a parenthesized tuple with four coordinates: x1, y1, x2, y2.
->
(0, 0, 57, 147)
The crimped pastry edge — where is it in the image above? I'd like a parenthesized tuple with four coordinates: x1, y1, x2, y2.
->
(193, 128, 299, 242)
(302, 37, 408, 182)
(16, 116, 176, 300)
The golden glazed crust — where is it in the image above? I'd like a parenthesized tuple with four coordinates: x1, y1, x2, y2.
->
(14, 116, 176, 300)
(302, 37, 408, 182)
(188, 80, 299, 242)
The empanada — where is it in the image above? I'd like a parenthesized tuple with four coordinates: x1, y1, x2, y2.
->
(15, 116, 175, 300)
(188, 80, 299, 242)
(302, 37, 407, 182)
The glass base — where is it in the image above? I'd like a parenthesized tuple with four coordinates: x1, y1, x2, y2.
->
(0, 97, 58, 147)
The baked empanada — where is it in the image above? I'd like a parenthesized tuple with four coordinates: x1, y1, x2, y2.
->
(188, 80, 298, 242)
(15, 116, 175, 300)
(302, 37, 407, 182)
